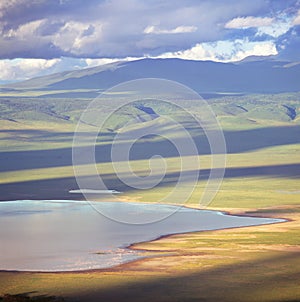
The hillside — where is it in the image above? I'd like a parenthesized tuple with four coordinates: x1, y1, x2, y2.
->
(0, 93, 299, 136)
(1, 58, 300, 95)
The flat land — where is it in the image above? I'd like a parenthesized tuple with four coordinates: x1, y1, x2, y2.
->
(0, 95, 299, 301)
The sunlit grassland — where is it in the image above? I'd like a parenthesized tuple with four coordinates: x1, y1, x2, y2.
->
(1, 142, 299, 209)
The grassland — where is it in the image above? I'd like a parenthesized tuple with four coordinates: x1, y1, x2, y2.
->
(0, 93, 299, 301)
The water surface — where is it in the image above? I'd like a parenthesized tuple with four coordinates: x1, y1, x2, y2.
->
(0, 200, 283, 272)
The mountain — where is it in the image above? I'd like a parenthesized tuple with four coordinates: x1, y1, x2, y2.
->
(2, 58, 300, 94)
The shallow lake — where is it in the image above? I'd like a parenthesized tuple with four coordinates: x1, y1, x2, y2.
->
(0, 200, 284, 272)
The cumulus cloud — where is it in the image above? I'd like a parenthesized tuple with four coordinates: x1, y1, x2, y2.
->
(0, 56, 143, 83)
(0, 58, 60, 82)
(225, 14, 295, 39)
(0, 0, 102, 30)
(5, 19, 45, 39)
(158, 44, 216, 61)
(225, 16, 274, 29)
(157, 39, 278, 62)
(52, 21, 104, 55)
(232, 40, 278, 60)
(0, 0, 276, 59)
(256, 20, 292, 38)
(85, 56, 141, 67)
(144, 25, 197, 34)
(292, 10, 300, 25)
(0, 0, 299, 81)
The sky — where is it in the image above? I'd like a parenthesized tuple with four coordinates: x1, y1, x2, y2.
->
(0, 0, 300, 83)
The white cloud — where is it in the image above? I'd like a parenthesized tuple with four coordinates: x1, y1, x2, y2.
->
(85, 57, 141, 68)
(256, 21, 292, 38)
(0, 0, 26, 18)
(0, 56, 143, 82)
(0, 1, 299, 66)
(0, 0, 291, 60)
(157, 39, 278, 62)
(225, 15, 294, 38)
(17, 58, 59, 71)
(0, 58, 60, 81)
(232, 40, 278, 61)
(53, 21, 104, 55)
(292, 10, 300, 25)
(144, 25, 197, 34)
(225, 16, 274, 29)
(158, 44, 216, 61)
(85, 58, 121, 67)
(0, 19, 56, 59)
(5, 19, 45, 39)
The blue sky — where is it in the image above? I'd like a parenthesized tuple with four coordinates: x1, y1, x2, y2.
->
(0, 0, 300, 83)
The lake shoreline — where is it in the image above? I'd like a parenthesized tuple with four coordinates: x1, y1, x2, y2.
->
(0, 199, 288, 274)
(1, 202, 299, 302)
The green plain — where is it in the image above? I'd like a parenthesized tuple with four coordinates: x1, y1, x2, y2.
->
(0, 93, 299, 301)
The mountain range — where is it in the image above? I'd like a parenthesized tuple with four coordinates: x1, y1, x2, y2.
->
(1, 57, 300, 95)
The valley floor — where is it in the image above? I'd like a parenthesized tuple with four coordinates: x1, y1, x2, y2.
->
(0, 95, 299, 301)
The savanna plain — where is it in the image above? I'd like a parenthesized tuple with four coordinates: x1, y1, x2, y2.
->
(0, 92, 300, 302)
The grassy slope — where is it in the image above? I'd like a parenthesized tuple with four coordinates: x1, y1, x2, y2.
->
(0, 94, 300, 301)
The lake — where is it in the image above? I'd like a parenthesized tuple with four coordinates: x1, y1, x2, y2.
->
(0, 200, 284, 272)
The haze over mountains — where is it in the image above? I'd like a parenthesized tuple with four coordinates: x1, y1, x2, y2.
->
(2, 57, 300, 96)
